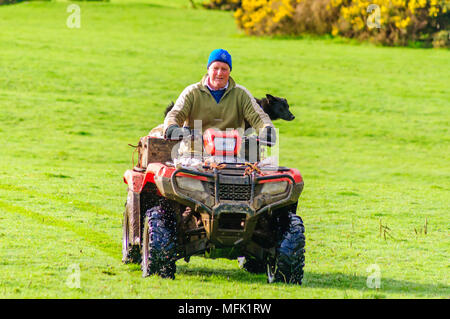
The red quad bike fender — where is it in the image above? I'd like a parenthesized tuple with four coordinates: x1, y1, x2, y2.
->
(123, 164, 170, 193)
(258, 168, 303, 184)
(123, 170, 146, 246)
(123, 164, 169, 246)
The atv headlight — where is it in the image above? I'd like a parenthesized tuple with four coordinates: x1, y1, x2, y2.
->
(261, 181, 288, 195)
(176, 177, 204, 192)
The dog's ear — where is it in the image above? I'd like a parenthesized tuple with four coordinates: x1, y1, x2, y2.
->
(266, 94, 275, 101)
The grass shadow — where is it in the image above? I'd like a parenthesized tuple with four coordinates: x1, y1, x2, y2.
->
(176, 264, 449, 297)
(176, 263, 265, 284)
(145, 4, 170, 9)
(303, 272, 449, 297)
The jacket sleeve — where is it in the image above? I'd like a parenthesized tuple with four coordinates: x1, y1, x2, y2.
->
(238, 85, 274, 132)
(163, 84, 196, 135)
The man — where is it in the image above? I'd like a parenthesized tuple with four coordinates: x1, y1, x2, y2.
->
(163, 49, 276, 144)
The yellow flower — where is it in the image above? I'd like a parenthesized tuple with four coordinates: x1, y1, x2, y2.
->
(332, 25, 339, 36)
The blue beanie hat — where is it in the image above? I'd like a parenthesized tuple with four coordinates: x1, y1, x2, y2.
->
(207, 49, 232, 71)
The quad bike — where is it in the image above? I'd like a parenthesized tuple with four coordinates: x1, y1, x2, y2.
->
(122, 128, 305, 284)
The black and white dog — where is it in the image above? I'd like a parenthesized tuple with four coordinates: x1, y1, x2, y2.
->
(251, 94, 295, 129)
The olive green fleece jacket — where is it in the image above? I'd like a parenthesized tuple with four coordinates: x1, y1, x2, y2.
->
(163, 75, 274, 135)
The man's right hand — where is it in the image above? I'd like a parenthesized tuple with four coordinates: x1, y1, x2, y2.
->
(165, 125, 191, 140)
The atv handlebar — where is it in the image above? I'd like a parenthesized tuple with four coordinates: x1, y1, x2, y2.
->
(167, 128, 275, 147)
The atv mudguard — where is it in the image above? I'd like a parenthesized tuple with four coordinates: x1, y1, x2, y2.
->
(123, 163, 175, 246)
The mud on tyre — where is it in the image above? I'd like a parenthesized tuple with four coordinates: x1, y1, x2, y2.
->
(122, 209, 141, 264)
(141, 200, 177, 279)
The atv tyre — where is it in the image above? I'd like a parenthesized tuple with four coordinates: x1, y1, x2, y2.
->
(267, 213, 305, 285)
(122, 209, 141, 264)
(141, 204, 177, 279)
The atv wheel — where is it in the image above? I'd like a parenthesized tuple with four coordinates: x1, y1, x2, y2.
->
(267, 213, 305, 285)
(122, 209, 141, 264)
(239, 257, 266, 274)
(141, 204, 177, 279)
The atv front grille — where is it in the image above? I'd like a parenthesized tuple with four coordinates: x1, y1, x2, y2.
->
(207, 183, 252, 201)
(218, 213, 246, 230)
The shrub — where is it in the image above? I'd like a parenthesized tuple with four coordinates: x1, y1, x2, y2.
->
(234, 0, 449, 47)
(291, 0, 340, 35)
(0, 0, 57, 4)
(234, 0, 340, 35)
(234, 0, 297, 35)
(0, 0, 23, 4)
(432, 29, 449, 47)
(330, 0, 449, 47)
(203, 0, 241, 11)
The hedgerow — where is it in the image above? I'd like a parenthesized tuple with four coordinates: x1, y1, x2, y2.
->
(205, 0, 449, 47)
(203, 0, 242, 10)
(330, 0, 449, 47)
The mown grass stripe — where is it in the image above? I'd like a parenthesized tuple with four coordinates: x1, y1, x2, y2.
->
(0, 183, 119, 218)
(0, 199, 121, 260)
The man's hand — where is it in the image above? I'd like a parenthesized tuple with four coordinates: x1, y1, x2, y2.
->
(259, 126, 276, 146)
(165, 125, 191, 140)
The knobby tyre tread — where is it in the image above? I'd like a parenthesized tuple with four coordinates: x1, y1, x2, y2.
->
(142, 203, 177, 279)
(273, 213, 305, 284)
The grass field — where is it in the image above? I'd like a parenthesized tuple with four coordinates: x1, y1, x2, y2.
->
(0, 0, 449, 299)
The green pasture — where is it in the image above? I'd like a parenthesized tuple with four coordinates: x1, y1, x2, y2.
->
(0, 0, 448, 298)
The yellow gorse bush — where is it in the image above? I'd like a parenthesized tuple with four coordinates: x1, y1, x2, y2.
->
(235, 0, 297, 35)
(332, 0, 446, 29)
(230, 0, 449, 47)
(330, 0, 449, 46)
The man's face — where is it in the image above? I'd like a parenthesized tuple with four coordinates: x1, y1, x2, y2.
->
(207, 61, 230, 90)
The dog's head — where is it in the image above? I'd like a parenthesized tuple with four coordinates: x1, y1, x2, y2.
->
(265, 94, 295, 121)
